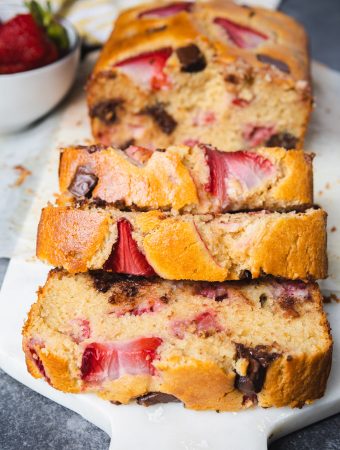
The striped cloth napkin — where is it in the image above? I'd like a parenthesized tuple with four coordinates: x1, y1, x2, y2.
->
(48, 0, 282, 45)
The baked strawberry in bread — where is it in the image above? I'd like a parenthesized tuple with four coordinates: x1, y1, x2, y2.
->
(87, 1, 312, 151)
(58, 144, 314, 213)
(23, 270, 332, 410)
(37, 206, 327, 281)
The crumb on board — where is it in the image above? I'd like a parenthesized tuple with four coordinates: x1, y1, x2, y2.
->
(323, 293, 340, 303)
(11, 165, 32, 187)
(325, 182, 331, 189)
(331, 226, 337, 232)
(318, 190, 323, 196)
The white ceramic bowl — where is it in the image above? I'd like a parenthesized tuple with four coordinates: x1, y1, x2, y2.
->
(0, 18, 80, 133)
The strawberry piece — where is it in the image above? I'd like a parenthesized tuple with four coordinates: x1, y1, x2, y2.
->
(270, 280, 310, 300)
(0, 14, 58, 74)
(214, 17, 267, 49)
(104, 219, 156, 277)
(112, 297, 165, 317)
(69, 319, 91, 343)
(139, 2, 193, 18)
(28, 345, 50, 382)
(171, 311, 222, 338)
(243, 125, 275, 147)
(81, 337, 162, 382)
(125, 145, 153, 164)
(115, 48, 172, 90)
(232, 98, 250, 107)
(193, 311, 222, 336)
(203, 145, 275, 209)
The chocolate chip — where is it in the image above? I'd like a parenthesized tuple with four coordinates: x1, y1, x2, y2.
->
(90, 271, 120, 293)
(136, 392, 181, 407)
(265, 132, 298, 150)
(256, 54, 290, 74)
(259, 293, 267, 307)
(121, 284, 139, 298)
(240, 270, 252, 280)
(286, 355, 293, 361)
(120, 139, 135, 150)
(92, 197, 108, 208)
(234, 344, 279, 395)
(225, 74, 239, 84)
(68, 166, 98, 199)
(176, 44, 207, 73)
(278, 296, 300, 318)
(110, 400, 122, 405)
(90, 99, 123, 125)
(142, 103, 177, 134)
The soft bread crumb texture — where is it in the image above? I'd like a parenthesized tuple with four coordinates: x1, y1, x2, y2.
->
(23, 271, 332, 410)
(87, 1, 312, 150)
(58, 144, 314, 213)
(36, 206, 327, 281)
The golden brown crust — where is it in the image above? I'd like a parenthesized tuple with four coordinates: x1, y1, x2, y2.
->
(58, 145, 313, 212)
(37, 206, 112, 273)
(95, 1, 309, 82)
(36, 206, 327, 280)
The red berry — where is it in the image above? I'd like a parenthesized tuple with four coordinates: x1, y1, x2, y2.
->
(138, 2, 193, 19)
(81, 337, 163, 382)
(104, 219, 156, 277)
(214, 17, 267, 49)
(203, 145, 275, 209)
(115, 48, 172, 90)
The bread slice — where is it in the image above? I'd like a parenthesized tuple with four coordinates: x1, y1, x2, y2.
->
(58, 144, 314, 213)
(37, 206, 327, 281)
(23, 270, 332, 411)
(87, 1, 312, 151)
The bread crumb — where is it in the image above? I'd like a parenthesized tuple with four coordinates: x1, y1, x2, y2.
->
(330, 226, 337, 232)
(11, 165, 31, 187)
(325, 182, 331, 189)
(323, 293, 340, 303)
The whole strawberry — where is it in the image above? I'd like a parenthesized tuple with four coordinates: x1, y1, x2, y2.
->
(0, 13, 58, 74)
(0, 1, 69, 74)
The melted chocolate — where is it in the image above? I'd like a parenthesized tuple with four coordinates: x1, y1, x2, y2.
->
(256, 54, 290, 74)
(234, 344, 279, 395)
(142, 103, 177, 134)
(265, 132, 298, 150)
(90, 99, 123, 125)
(68, 166, 98, 198)
(136, 392, 181, 406)
(176, 44, 207, 72)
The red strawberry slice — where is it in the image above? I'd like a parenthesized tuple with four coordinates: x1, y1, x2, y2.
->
(0, 14, 58, 74)
(243, 125, 275, 147)
(270, 280, 310, 300)
(81, 337, 162, 382)
(104, 219, 156, 277)
(115, 48, 172, 90)
(125, 145, 153, 164)
(232, 98, 250, 107)
(203, 145, 275, 209)
(139, 2, 193, 19)
(193, 311, 222, 336)
(214, 17, 267, 49)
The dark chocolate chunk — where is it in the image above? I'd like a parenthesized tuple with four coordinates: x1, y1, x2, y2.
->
(120, 139, 135, 150)
(176, 44, 207, 73)
(278, 296, 300, 318)
(265, 132, 298, 150)
(90, 99, 123, 125)
(240, 269, 252, 280)
(142, 103, 177, 134)
(136, 392, 181, 407)
(68, 166, 98, 199)
(234, 344, 279, 395)
(256, 54, 290, 74)
(90, 271, 121, 293)
(92, 197, 108, 208)
(259, 293, 267, 307)
(121, 283, 139, 298)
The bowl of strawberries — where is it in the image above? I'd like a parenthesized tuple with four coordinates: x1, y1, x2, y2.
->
(0, 1, 80, 133)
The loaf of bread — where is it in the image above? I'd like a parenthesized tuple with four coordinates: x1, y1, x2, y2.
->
(59, 144, 313, 213)
(23, 270, 332, 411)
(37, 205, 327, 281)
(87, 1, 312, 151)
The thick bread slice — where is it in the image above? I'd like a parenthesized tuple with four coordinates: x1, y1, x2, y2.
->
(87, 1, 311, 150)
(37, 206, 327, 281)
(59, 144, 314, 213)
(23, 270, 332, 411)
